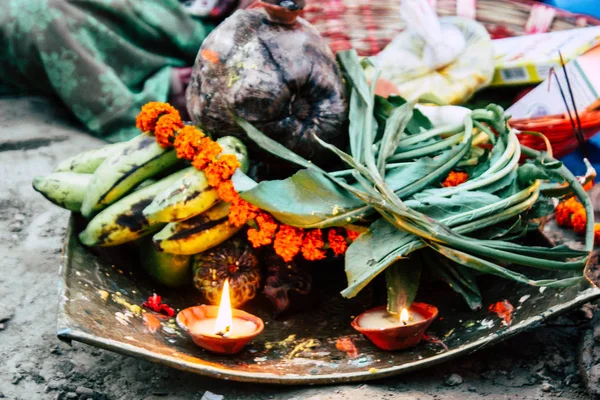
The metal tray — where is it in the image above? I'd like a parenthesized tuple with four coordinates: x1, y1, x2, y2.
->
(57, 215, 600, 384)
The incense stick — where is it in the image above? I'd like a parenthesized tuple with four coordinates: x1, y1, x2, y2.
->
(558, 51, 587, 157)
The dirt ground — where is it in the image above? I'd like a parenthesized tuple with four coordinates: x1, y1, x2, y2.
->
(0, 96, 598, 400)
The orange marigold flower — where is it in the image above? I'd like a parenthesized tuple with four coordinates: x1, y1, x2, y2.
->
(173, 125, 205, 160)
(555, 201, 572, 227)
(564, 196, 583, 213)
(247, 213, 278, 248)
(216, 180, 238, 203)
(192, 138, 222, 171)
(154, 113, 183, 148)
(205, 154, 240, 187)
(301, 229, 326, 261)
(442, 171, 469, 188)
(136, 102, 179, 133)
(571, 208, 587, 233)
(594, 223, 600, 244)
(328, 228, 348, 256)
(229, 198, 259, 227)
(346, 229, 360, 241)
(274, 225, 304, 262)
(583, 180, 595, 191)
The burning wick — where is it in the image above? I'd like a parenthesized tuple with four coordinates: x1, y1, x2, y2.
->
(214, 279, 233, 337)
(400, 308, 410, 326)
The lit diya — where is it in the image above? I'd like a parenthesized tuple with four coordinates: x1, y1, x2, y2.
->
(351, 303, 438, 350)
(177, 280, 264, 354)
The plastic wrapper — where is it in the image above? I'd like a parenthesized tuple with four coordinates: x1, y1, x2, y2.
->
(373, 1, 494, 105)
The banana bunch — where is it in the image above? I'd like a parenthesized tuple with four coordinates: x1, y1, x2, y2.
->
(33, 133, 249, 260)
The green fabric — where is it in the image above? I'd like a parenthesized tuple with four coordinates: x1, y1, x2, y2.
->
(0, 0, 214, 142)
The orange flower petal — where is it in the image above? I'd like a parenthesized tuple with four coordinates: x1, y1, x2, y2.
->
(136, 102, 179, 133)
(173, 125, 205, 160)
(154, 113, 183, 148)
(442, 171, 469, 188)
(328, 228, 348, 256)
(274, 225, 304, 262)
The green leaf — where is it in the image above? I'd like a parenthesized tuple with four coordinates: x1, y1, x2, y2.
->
(469, 134, 506, 179)
(375, 95, 433, 135)
(466, 217, 530, 241)
(404, 191, 502, 221)
(527, 195, 555, 219)
(312, 135, 372, 178)
(239, 169, 366, 228)
(235, 116, 314, 171)
(518, 160, 566, 186)
(477, 241, 588, 260)
(423, 250, 482, 311)
(429, 242, 583, 288)
(386, 257, 422, 313)
(235, 116, 376, 207)
(377, 102, 414, 173)
(391, 118, 473, 199)
(231, 170, 257, 192)
(337, 50, 370, 104)
(481, 169, 518, 195)
(348, 89, 368, 161)
(342, 219, 424, 298)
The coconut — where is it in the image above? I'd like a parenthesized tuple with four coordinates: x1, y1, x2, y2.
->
(186, 0, 348, 165)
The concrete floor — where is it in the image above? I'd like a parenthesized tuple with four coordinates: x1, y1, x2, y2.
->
(0, 96, 595, 399)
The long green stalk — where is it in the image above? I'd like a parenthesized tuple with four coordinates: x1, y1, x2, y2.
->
(397, 123, 464, 148)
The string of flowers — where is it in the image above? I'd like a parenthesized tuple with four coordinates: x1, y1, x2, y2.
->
(136, 102, 359, 262)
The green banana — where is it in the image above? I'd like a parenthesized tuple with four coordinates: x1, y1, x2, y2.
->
(216, 136, 250, 173)
(142, 136, 249, 224)
(79, 168, 190, 247)
(53, 142, 127, 174)
(152, 202, 241, 255)
(81, 134, 179, 218)
(32, 172, 92, 212)
(139, 238, 191, 288)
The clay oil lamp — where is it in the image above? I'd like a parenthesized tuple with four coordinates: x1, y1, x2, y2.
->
(351, 303, 438, 351)
(177, 280, 264, 354)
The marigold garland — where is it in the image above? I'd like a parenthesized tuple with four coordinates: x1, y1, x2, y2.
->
(136, 102, 179, 133)
(137, 102, 361, 262)
(442, 171, 469, 187)
(192, 137, 222, 170)
(328, 228, 349, 256)
(154, 113, 183, 148)
(274, 225, 305, 262)
(173, 125, 205, 160)
(301, 229, 326, 261)
(204, 154, 239, 187)
(247, 213, 278, 248)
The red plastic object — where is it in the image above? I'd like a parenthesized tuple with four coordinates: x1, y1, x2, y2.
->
(351, 303, 439, 351)
(176, 305, 264, 355)
(511, 110, 600, 158)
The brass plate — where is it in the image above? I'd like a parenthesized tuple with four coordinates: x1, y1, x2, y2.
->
(57, 215, 600, 384)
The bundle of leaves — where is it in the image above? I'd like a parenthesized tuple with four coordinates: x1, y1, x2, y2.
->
(231, 50, 595, 312)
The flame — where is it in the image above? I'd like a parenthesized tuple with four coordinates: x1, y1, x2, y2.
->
(400, 308, 410, 325)
(214, 279, 233, 336)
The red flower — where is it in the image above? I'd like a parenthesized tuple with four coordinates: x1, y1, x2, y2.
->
(142, 293, 175, 317)
(489, 300, 514, 326)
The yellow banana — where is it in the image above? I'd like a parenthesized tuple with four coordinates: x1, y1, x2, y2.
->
(152, 202, 240, 255)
